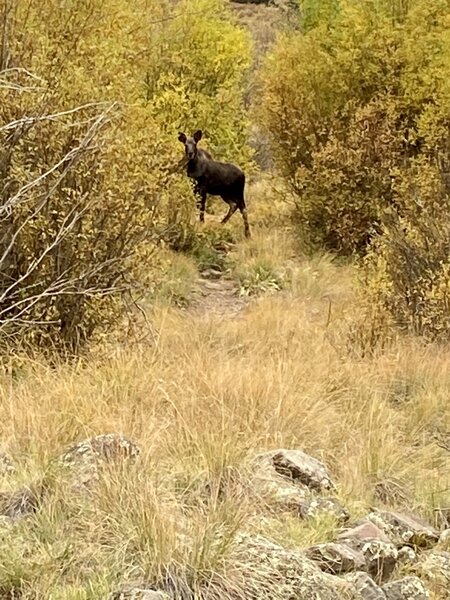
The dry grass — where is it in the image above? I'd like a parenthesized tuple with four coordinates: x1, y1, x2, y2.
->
(0, 186, 449, 597)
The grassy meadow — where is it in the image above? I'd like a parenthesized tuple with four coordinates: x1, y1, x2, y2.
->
(1, 0, 450, 598)
(0, 177, 449, 598)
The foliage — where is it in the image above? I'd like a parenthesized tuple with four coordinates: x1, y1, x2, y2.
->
(0, 0, 252, 352)
(258, 0, 450, 255)
(362, 159, 450, 342)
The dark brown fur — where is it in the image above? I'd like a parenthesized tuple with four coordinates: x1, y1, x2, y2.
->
(178, 130, 250, 238)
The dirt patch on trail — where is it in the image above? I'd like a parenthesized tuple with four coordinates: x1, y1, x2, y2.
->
(187, 271, 250, 319)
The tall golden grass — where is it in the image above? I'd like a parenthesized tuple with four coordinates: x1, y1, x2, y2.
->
(0, 196, 449, 596)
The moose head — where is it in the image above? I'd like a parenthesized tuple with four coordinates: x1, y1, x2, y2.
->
(178, 130, 202, 160)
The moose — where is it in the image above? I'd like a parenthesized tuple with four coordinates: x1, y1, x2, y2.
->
(178, 130, 250, 238)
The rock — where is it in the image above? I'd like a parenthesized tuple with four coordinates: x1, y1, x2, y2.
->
(397, 545, 417, 565)
(58, 433, 140, 491)
(233, 533, 352, 599)
(0, 451, 14, 475)
(382, 577, 429, 600)
(305, 542, 366, 575)
(416, 550, 450, 588)
(299, 497, 350, 524)
(258, 448, 334, 492)
(339, 521, 398, 582)
(360, 540, 398, 583)
(439, 529, 450, 547)
(338, 521, 391, 544)
(251, 453, 309, 509)
(200, 267, 222, 279)
(60, 433, 140, 466)
(367, 510, 439, 549)
(110, 585, 171, 600)
(0, 481, 46, 521)
(344, 572, 386, 600)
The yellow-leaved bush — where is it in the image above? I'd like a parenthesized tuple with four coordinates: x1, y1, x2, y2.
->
(258, 0, 450, 340)
(258, 0, 450, 251)
(0, 0, 252, 352)
(362, 159, 450, 343)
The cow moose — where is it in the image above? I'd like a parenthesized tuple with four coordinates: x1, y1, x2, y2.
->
(178, 130, 250, 238)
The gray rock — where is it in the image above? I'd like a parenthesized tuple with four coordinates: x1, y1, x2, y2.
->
(110, 585, 171, 600)
(58, 433, 140, 491)
(251, 452, 309, 510)
(338, 521, 391, 544)
(60, 433, 140, 466)
(339, 521, 398, 582)
(343, 537, 398, 583)
(344, 572, 386, 600)
(0, 480, 46, 521)
(299, 497, 350, 524)
(416, 550, 450, 588)
(233, 533, 352, 599)
(305, 542, 366, 574)
(361, 540, 398, 583)
(252, 466, 309, 508)
(397, 545, 417, 565)
(0, 451, 14, 475)
(382, 577, 429, 600)
(367, 510, 439, 549)
(260, 448, 334, 492)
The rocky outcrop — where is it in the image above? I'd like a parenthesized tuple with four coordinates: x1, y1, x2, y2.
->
(230, 533, 353, 600)
(0, 433, 140, 522)
(58, 432, 140, 491)
(299, 496, 350, 524)
(416, 550, 450, 589)
(344, 572, 386, 600)
(0, 442, 444, 599)
(269, 449, 335, 491)
(252, 448, 336, 513)
(60, 432, 140, 466)
(338, 522, 391, 544)
(382, 577, 429, 600)
(366, 510, 439, 549)
(338, 520, 398, 582)
(305, 542, 366, 574)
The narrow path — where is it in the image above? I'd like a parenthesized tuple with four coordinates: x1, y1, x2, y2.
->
(188, 270, 249, 320)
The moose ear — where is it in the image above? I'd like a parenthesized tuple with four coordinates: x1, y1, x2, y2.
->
(193, 130, 202, 142)
(178, 132, 187, 144)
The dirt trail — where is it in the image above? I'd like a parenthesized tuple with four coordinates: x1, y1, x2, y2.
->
(188, 269, 250, 320)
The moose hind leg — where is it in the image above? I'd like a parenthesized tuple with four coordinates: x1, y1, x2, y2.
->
(221, 201, 238, 224)
(221, 204, 236, 224)
(240, 205, 251, 238)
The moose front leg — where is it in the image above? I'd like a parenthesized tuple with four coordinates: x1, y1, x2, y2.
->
(194, 184, 207, 223)
(198, 190, 207, 223)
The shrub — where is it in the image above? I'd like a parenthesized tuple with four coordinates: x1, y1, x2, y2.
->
(362, 159, 450, 342)
(258, 0, 450, 255)
(0, 0, 252, 352)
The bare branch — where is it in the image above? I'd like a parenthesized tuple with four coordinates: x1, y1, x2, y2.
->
(0, 100, 118, 133)
(0, 102, 118, 217)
